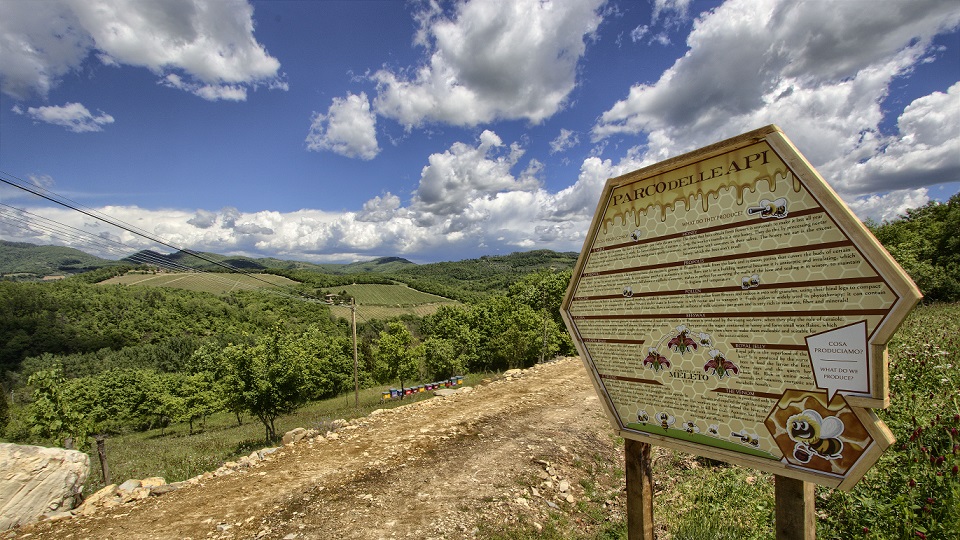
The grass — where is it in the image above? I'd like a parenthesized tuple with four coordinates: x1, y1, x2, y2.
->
(100, 273, 457, 319)
(330, 302, 453, 320)
(327, 283, 459, 320)
(330, 283, 453, 306)
(76, 372, 490, 494)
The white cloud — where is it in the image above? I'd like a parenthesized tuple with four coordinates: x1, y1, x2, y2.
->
(187, 209, 218, 229)
(306, 92, 380, 160)
(591, 0, 960, 218)
(630, 25, 649, 43)
(550, 129, 580, 154)
(837, 82, 960, 195)
(410, 130, 538, 220)
(846, 188, 931, 224)
(1, 129, 621, 262)
(356, 193, 401, 223)
(0, 0, 285, 101)
(373, 0, 605, 128)
(161, 73, 248, 102)
(0, 0, 91, 99)
(13, 102, 115, 132)
(652, 0, 692, 24)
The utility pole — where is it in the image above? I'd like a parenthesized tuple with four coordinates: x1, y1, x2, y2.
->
(352, 298, 359, 408)
(540, 284, 548, 363)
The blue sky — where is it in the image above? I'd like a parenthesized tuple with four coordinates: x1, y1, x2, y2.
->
(1, 0, 959, 264)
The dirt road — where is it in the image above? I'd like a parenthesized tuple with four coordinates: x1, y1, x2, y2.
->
(9, 358, 628, 539)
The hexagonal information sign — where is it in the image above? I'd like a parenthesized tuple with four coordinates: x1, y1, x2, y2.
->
(561, 125, 921, 489)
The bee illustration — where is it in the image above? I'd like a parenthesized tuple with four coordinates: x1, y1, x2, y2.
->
(787, 409, 844, 463)
(747, 198, 788, 219)
(654, 412, 675, 430)
(707, 424, 719, 436)
(631, 229, 643, 241)
(623, 286, 634, 298)
(681, 420, 699, 434)
(732, 431, 760, 447)
(637, 410, 649, 424)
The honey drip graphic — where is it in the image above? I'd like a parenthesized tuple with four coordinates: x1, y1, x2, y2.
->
(601, 145, 797, 234)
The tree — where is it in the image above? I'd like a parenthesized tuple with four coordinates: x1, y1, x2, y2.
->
(507, 269, 575, 357)
(220, 324, 312, 441)
(177, 370, 220, 434)
(423, 337, 464, 380)
(0, 387, 8, 436)
(868, 194, 960, 302)
(421, 305, 478, 379)
(470, 296, 545, 371)
(374, 322, 424, 394)
(190, 341, 243, 426)
(26, 367, 87, 448)
(298, 330, 354, 401)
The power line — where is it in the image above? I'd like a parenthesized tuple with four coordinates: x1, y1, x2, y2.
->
(0, 171, 326, 303)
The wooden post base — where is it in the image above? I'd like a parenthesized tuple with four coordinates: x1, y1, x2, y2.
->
(775, 475, 815, 540)
(625, 438, 654, 540)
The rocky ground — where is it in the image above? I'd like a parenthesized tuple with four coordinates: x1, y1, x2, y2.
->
(4, 358, 632, 539)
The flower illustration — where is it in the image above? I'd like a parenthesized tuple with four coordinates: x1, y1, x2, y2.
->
(704, 349, 739, 379)
(667, 325, 698, 355)
(643, 347, 670, 371)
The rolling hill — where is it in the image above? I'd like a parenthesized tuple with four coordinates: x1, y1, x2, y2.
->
(0, 240, 118, 278)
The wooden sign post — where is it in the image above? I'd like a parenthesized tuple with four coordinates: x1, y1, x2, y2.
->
(561, 125, 921, 539)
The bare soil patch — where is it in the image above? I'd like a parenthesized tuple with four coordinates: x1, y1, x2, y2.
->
(6, 358, 628, 540)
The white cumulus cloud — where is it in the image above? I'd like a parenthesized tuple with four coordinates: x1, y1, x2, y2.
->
(0, 0, 285, 101)
(411, 130, 538, 221)
(13, 102, 115, 132)
(306, 92, 380, 160)
(591, 0, 960, 219)
(373, 0, 605, 128)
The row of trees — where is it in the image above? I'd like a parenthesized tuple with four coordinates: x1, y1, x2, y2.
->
(20, 323, 355, 446)
(1, 268, 573, 445)
(867, 193, 960, 302)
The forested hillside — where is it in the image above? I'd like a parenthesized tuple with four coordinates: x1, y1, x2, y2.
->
(390, 249, 579, 302)
(0, 240, 117, 278)
(0, 259, 573, 449)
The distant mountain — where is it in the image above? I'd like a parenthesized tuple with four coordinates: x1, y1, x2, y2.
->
(122, 249, 268, 271)
(390, 249, 579, 300)
(120, 250, 416, 274)
(0, 240, 118, 278)
(1, 242, 575, 294)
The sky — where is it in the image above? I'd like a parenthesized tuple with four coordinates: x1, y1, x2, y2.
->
(1, 0, 959, 265)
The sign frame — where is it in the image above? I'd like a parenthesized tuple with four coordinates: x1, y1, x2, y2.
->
(561, 125, 921, 489)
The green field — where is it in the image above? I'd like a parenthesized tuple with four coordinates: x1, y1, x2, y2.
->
(100, 273, 457, 319)
(100, 272, 299, 295)
(327, 283, 457, 319)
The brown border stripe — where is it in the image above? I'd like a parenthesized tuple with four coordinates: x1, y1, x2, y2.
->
(572, 308, 889, 320)
(730, 342, 808, 351)
(582, 240, 855, 278)
(583, 338, 646, 345)
(573, 276, 886, 301)
(710, 388, 782, 400)
(599, 374, 663, 385)
(591, 206, 825, 253)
